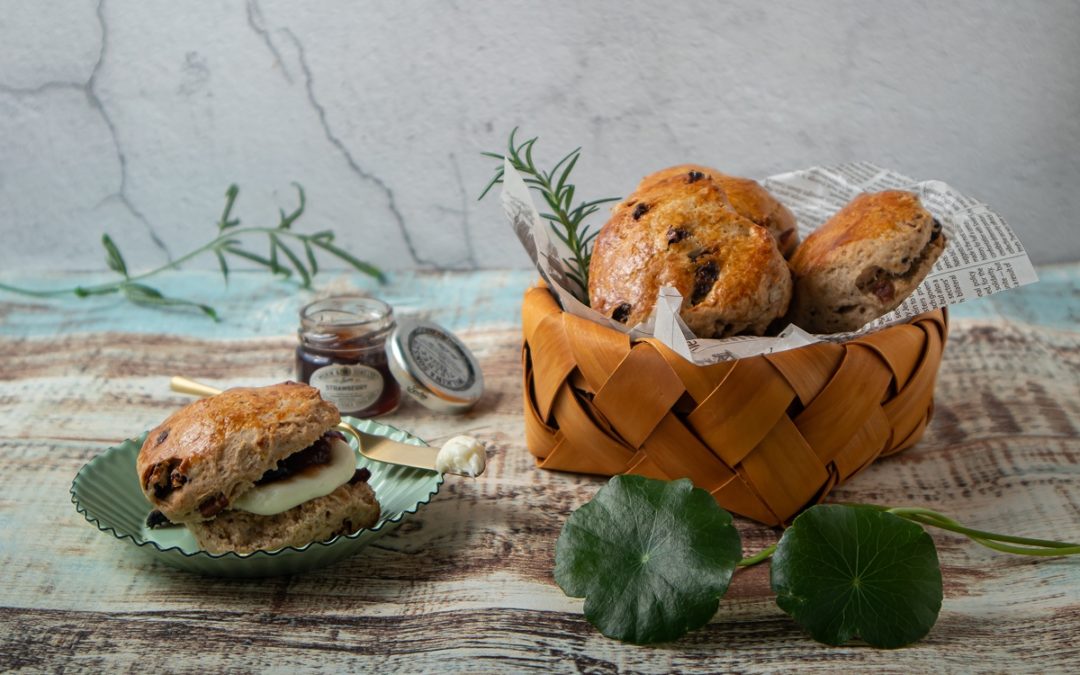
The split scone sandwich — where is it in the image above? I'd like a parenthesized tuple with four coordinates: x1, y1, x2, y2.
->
(589, 168, 792, 338)
(137, 381, 379, 554)
(788, 190, 946, 334)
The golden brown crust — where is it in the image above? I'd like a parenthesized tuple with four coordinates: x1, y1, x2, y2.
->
(136, 382, 340, 523)
(631, 164, 799, 257)
(788, 190, 946, 333)
(790, 191, 930, 270)
(589, 171, 792, 338)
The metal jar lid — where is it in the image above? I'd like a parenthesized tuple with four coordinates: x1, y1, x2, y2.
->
(385, 317, 484, 413)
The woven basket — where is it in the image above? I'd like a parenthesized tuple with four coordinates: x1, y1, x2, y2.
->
(522, 286, 948, 526)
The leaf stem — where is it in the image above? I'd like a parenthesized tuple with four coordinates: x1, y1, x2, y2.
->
(883, 507, 1080, 557)
(738, 543, 777, 567)
(726, 503, 1079, 569)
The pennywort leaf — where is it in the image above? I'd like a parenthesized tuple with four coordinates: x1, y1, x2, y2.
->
(549, 479, 1077, 650)
(554, 475, 742, 644)
(771, 504, 942, 649)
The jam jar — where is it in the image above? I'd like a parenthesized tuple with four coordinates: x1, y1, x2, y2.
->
(296, 296, 401, 417)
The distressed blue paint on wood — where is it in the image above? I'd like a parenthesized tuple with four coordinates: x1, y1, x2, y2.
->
(0, 269, 533, 338)
(1, 264, 1076, 339)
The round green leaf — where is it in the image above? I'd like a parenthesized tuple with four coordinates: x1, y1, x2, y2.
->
(554, 475, 742, 644)
(771, 504, 943, 648)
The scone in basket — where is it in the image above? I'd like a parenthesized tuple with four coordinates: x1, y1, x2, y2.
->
(522, 284, 946, 526)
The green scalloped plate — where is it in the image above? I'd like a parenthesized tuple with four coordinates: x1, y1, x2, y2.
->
(71, 417, 443, 577)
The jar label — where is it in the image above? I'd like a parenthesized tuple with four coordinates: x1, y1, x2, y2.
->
(310, 364, 384, 413)
(408, 328, 476, 392)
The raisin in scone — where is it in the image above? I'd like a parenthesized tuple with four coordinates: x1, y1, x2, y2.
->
(632, 164, 799, 257)
(137, 382, 380, 553)
(788, 190, 946, 334)
(589, 170, 792, 338)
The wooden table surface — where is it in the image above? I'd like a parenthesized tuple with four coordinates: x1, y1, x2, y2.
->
(1, 267, 1078, 673)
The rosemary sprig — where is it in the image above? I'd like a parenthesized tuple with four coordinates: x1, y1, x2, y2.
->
(0, 184, 384, 321)
(479, 128, 619, 302)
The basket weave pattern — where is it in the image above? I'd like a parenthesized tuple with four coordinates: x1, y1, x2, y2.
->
(522, 286, 948, 525)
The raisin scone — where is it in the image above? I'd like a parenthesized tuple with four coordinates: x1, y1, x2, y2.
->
(589, 170, 792, 338)
(788, 190, 946, 334)
(632, 164, 799, 257)
(137, 381, 380, 554)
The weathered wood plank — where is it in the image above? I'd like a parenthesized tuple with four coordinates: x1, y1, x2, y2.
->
(3, 604, 1077, 674)
(1, 268, 1079, 673)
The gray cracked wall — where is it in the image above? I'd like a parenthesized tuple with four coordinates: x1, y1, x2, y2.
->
(1, 0, 1077, 272)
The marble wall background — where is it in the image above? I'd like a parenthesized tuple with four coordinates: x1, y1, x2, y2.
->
(2, 1, 1078, 273)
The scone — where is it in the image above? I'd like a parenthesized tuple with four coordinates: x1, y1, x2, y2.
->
(788, 190, 946, 334)
(632, 164, 799, 257)
(589, 171, 792, 338)
(137, 381, 380, 554)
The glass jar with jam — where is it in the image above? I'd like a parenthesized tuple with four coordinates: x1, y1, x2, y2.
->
(296, 296, 401, 417)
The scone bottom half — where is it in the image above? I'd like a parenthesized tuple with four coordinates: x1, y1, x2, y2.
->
(137, 382, 381, 554)
(588, 166, 793, 339)
(185, 470, 380, 555)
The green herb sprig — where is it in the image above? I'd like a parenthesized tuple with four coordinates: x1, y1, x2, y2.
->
(479, 128, 619, 301)
(556, 475, 1080, 648)
(0, 184, 384, 321)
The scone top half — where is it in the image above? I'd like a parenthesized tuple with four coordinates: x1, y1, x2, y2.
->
(137, 381, 340, 524)
(589, 169, 792, 339)
(789, 190, 946, 334)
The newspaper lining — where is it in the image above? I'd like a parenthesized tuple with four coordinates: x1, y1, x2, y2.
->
(501, 159, 1037, 364)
